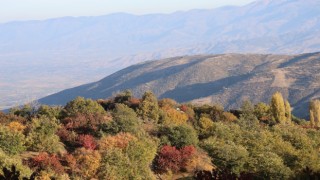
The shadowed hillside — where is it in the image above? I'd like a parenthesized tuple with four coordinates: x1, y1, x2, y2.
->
(39, 52, 320, 117)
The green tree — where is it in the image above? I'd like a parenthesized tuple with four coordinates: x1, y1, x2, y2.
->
(254, 102, 270, 121)
(104, 103, 141, 134)
(201, 138, 249, 177)
(138, 91, 160, 123)
(98, 137, 157, 179)
(26, 117, 65, 153)
(37, 105, 63, 119)
(159, 125, 198, 148)
(270, 92, 286, 124)
(0, 126, 26, 155)
(63, 97, 106, 117)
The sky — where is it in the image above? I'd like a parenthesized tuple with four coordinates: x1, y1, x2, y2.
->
(0, 0, 255, 23)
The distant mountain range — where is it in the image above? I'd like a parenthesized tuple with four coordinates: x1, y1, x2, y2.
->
(39, 52, 320, 118)
(1, 0, 320, 109)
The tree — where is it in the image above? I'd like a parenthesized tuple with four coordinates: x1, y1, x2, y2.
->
(63, 97, 106, 117)
(37, 105, 62, 119)
(309, 100, 320, 127)
(77, 134, 97, 150)
(310, 110, 315, 127)
(270, 92, 286, 124)
(0, 126, 26, 155)
(254, 102, 270, 121)
(98, 137, 157, 179)
(285, 100, 292, 123)
(159, 125, 198, 148)
(26, 117, 65, 153)
(31, 152, 64, 175)
(104, 103, 141, 134)
(73, 148, 101, 179)
(200, 138, 249, 177)
(160, 107, 189, 126)
(138, 91, 160, 123)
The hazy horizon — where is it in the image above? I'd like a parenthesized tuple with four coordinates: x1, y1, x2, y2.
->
(0, 0, 255, 23)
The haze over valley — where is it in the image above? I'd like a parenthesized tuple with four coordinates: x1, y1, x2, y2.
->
(1, 0, 320, 109)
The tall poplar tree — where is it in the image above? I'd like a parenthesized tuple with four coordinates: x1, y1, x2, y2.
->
(310, 100, 320, 127)
(284, 100, 292, 123)
(270, 92, 286, 124)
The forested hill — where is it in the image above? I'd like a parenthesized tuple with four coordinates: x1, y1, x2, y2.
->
(39, 52, 320, 117)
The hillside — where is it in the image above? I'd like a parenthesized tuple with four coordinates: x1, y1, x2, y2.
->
(1, 0, 320, 109)
(39, 52, 320, 117)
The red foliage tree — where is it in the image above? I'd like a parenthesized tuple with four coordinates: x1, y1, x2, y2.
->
(180, 105, 188, 112)
(157, 145, 181, 173)
(78, 134, 97, 150)
(31, 152, 64, 174)
(180, 145, 196, 169)
(156, 145, 196, 173)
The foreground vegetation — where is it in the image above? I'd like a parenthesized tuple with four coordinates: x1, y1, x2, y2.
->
(0, 91, 320, 179)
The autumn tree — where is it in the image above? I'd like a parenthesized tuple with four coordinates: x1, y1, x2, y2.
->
(73, 148, 101, 179)
(270, 92, 286, 124)
(31, 152, 64, 175)
(138, 91, 160, 123)
(160, 107, 189, 126)
(285, 100, 292, 123)
(309, 100, 320, 127)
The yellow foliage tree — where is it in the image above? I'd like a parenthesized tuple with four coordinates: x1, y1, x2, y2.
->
(74, 148, 101, 179)
(284, 100, 292, 123)
(162, 107, 188, 126)
(270, 92, 286, 124)
(98, 133, 137, 151)
(7, 121, 26, 132)
(310, 100, 320, 127)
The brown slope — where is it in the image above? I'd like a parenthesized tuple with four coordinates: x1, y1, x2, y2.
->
(39, 52, 320, 117)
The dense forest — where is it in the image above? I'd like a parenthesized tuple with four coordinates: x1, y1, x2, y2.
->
(0, 90, 320, 179)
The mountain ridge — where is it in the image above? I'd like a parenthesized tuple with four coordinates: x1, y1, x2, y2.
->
(38, 52, 320, 118)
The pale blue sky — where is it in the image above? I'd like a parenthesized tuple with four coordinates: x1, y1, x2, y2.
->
(1, 0, 255, 23)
